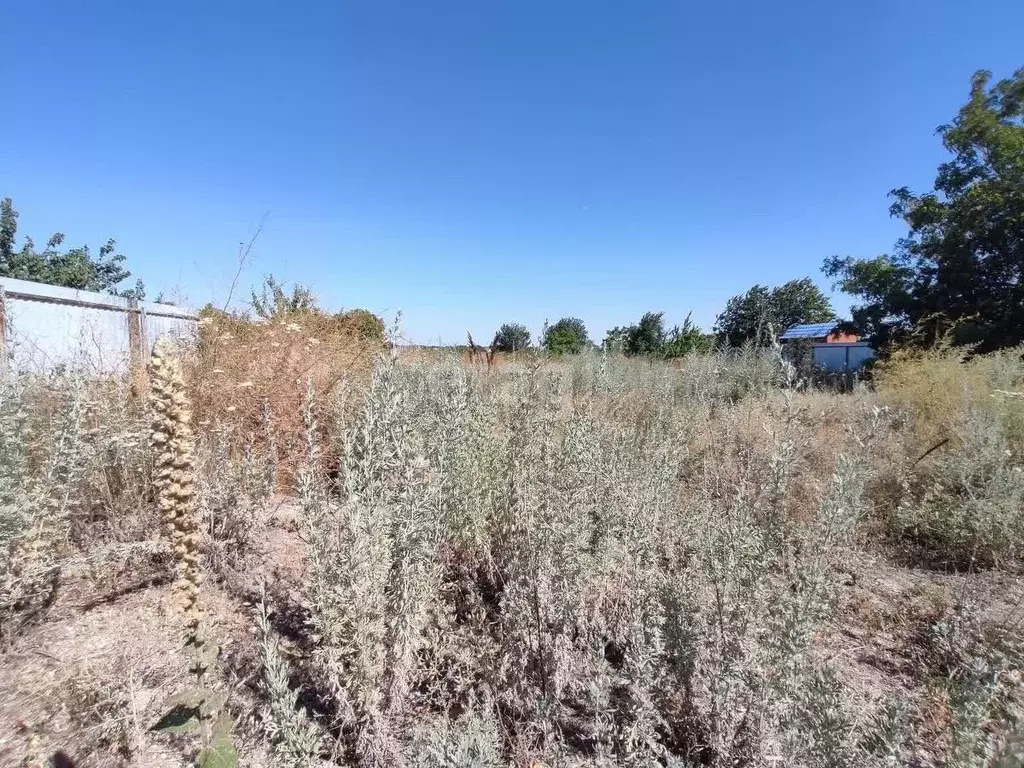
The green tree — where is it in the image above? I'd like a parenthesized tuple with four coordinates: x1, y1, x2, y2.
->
(491, 322, 531, 353)
(624, 312, 666, 356)
(250, 274, 318, 319)
(542, 317, 589, 354)
(714, 278, 834, 347)
(663, 313, 714, 358)
(714, 285, 772, 347)
(0, 197, 142, 297)
(824, 69, 1024, 352)
(0, 198, 17, 266)
(602, 326, 629, 353)
(771, 278, 835, 332)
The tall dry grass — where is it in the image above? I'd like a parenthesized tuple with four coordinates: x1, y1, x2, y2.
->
(267, 350, 1023, 766)
(873, 346, 1024, 568)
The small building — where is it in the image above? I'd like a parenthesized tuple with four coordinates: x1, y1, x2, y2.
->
(779, 322, 875, 372)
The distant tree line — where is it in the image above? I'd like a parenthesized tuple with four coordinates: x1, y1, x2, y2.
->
(489, 69, 1024, 359)
(489, 281, 833, 360)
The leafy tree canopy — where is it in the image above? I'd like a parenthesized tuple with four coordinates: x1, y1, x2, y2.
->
(714, 278, 834, 347)
(625, 312, 667, 356)
(492, 322, 531, 352)
(824, 69, 1024, 352)
(610, 311, 712, 358)
(0, 197, 143, 298)
(663, 314, 715, 358)
(602, 326, 629, 353)
(542, 317, 589, 355)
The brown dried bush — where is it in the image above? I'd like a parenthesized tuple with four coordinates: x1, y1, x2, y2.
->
(186, 307, 383, 487)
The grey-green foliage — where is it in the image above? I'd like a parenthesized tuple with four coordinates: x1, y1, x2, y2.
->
(286, 351, 1018, 766)
(250, 274, 318, 319)
(407, 710, 503, 768)
(1, 372, 89, 624)
(196, 423, 274, 576)
(301, 356, 441, 765)
(925, 599, 1023, 768)
(255, 592, 322, 766)
(892, 403, 1024, 568)
(0, 375, 32, 559)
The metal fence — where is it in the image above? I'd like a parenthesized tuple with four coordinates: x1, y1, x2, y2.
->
(0, 277, 198, 373)
(811, 341, 875, 372)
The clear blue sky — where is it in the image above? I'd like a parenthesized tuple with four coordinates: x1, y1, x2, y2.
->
(2, 1, 1021, 344)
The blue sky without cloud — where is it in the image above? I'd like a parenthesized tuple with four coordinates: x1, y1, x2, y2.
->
(2, 0, 1022, 343)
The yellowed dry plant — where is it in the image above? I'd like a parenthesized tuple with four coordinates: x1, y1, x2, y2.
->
(149, 339, 236, 765)
(150, 338, 202, 649)
(186, 309, 381, 488)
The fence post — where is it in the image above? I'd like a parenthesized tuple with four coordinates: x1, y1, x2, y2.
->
(0, 285, 7, 373)
(127, 297, 144, 370)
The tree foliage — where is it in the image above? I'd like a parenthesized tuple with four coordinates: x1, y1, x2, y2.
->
(337, 308, 386, 344)
(624, 312, 667, 356)
(491, 322, 531, 353)
(605, 312, 713, 358)
(0, 197, 143, 297)
(602, 326, 629, 353)
(824, 68, 1024, 352)
(663, 314, 715, 358)
(542, 317, 589, 354)
(714, 278, 834, 347)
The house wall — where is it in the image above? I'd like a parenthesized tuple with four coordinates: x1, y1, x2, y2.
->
(812, 342, 875, 372)
(825, 330, 860, 343)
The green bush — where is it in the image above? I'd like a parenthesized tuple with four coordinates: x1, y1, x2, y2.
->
(542, 317, 589, 354)
(624, 311, 666, 356)
(491, 323, 531, 353)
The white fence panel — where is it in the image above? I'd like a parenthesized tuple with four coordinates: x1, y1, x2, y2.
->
(141, 300, 200, 350)
(0, 277, 198, 373)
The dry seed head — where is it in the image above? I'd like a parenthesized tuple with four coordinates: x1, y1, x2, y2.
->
(149, 339, 203, 631)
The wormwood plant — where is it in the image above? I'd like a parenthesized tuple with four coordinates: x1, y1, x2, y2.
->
(301, 352, 442, 765)
(195, 419, 276, 578)
(0, 372, 88, 636)
(148, 339, 237, 767)
(255, 586, 323, 766)
(256, 350, 1024, 765)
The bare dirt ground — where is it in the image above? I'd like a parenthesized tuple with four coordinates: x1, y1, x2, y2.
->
(0, 499, 305, 768)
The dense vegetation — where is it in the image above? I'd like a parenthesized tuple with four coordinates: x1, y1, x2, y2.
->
(713, 278, 835, 348)
(1, 336, 1023, 766)
(491, 323, 531, 353)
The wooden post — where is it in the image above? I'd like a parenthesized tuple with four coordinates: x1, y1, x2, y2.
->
(126, 297, 144, 371)
(0, 285, 8, 373)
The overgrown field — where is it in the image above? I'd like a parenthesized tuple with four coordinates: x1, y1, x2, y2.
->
(1, 337, 1023, 767)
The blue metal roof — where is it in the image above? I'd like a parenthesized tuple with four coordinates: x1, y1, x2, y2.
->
(780, 322, 839, 340)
